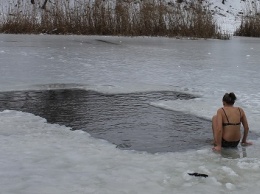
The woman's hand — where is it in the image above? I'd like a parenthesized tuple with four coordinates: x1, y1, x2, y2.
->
(241, 141, 253, 146)
(212, 146, 221, 152)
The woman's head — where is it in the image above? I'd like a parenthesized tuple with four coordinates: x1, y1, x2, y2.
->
(222, 92, 237, 105)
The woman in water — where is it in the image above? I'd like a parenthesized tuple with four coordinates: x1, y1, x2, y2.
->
(212, 92, 252, 151)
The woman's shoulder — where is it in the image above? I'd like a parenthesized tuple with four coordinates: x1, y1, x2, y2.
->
(235, 106, 245, 115)
(235, 106, 244, 111)
(217, 107, 224, 113)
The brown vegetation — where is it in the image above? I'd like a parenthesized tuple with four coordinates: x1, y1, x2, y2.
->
(235, 0, 260, 37)
(0, 0, 225, 39)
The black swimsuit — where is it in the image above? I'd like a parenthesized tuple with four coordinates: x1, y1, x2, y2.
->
(222, 108, 241, 126)
(221, 108, 241, 148)
(221, 138, 240, 148)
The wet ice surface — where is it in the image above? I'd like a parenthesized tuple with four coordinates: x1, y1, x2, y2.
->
(1, 34, 260, 193)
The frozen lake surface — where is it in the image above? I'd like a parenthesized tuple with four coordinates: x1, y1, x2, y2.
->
(1, 34, 260, 193)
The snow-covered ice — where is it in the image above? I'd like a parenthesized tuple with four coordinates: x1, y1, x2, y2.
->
(1, 34, 260, 193)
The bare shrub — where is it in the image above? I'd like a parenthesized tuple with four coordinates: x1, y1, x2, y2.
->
(235, 0, 260, 37)
(0, 0, 224, 39)
(0, 1, 40, 33)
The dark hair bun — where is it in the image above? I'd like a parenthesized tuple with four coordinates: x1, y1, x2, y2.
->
(229, 92, 237, 101)
(222, 92, 237, 105)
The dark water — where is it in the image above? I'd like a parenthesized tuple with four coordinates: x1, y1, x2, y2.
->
(1, 88, 256, 153)
(0, 89, 212, 153)
(8, 89, 256, 153)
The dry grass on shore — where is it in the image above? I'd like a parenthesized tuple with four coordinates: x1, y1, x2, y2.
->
(0, 0, 225, 39)
(235, 0, 260, 37)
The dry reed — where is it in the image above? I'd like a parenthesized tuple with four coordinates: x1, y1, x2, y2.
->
(235, 0, 260, 37)
(0, 0, 224, 39)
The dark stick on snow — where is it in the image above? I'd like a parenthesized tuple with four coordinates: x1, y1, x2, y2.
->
(188, 173, 208, 178)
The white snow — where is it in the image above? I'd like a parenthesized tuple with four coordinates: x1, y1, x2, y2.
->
(1, 110, 260, 194)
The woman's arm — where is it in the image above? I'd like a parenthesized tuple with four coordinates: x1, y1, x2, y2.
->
(240, 108, 252, 146)
(213, 109, 223, 151)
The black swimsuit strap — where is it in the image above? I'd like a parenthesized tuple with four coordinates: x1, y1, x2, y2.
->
(222, 108, 229, 123)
